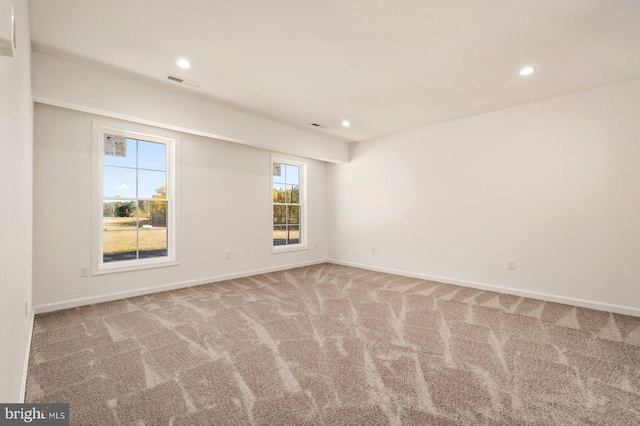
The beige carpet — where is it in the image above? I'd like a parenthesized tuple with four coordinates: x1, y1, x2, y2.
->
(25, 263, 640, 425)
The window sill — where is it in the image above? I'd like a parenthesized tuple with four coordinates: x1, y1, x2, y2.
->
(93, 259, 179, 276)
(271, 245, 309, 254)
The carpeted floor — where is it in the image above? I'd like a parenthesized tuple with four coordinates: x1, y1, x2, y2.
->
(25, 263, 640, 425)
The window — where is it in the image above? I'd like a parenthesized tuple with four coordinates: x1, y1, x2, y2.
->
(272, 157, 306, 251)
(94, 125, 177, 273)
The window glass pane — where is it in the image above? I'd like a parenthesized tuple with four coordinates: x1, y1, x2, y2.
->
(287, 225, 300, 245)
(104, 138, 137, 168)
(147, 199, 168, 228)
(138, 140, 167, 171)
(285, 164, 299, 185)
(273, 205, 286, 225)
(273, 183, 286, 203)
(273, 225, 287, 246)
(103, 200, 138, 262)
(138, 200, 168, 259)
(287, 185, 299, 203)
(104, 166, 136, 198)
(287, 205, 300, 224)
(138, 170, 166, 199)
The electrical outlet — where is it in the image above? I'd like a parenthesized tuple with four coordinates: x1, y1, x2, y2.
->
(371, 247, 376, 255)
(24, 299, 29, 318)
(79, 266, 90, 277)
(315, 242, 319, 249)
(507, 259, 516, 270)
(227, 251, 232, 260)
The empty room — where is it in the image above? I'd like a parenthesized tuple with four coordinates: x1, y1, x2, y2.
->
(2, 0, 640, 424)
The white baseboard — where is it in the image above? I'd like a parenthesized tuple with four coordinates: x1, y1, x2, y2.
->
(20, 307, 35, 403)
(34, 259, 328, 314)
(327, 259, 640, 318)
(33, 257, 640, 317)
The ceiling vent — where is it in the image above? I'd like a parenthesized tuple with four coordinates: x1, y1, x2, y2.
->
(166, 73, 201, 88)
(308, 122, 327, 129)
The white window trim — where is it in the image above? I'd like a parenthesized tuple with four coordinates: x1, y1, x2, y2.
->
(271, 154, 308, 254)
(92, 121, 179, 275)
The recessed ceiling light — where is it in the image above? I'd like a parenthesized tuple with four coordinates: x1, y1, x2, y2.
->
(519, 66, 536, 76)
(177, 58, 191, 69)
(341, 120, 351, 127)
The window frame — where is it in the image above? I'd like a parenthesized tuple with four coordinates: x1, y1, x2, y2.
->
(92, 122, 179, 275)
(271, 155, 308, 253)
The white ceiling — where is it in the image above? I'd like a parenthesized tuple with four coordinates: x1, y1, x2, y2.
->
(28, 0, 640, 142)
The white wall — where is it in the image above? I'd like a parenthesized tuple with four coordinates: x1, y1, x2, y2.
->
(327, 79, 640, 316)
(0, 0, 33, 402)
(31, 53, 349, 164)
(33, 104, 327, 310)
